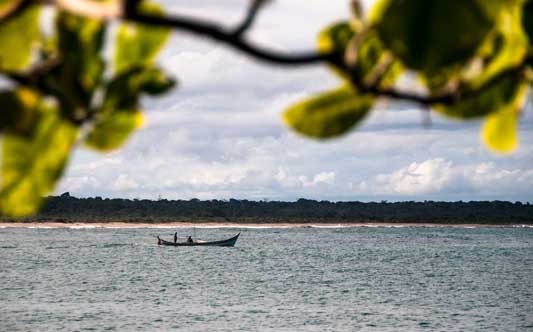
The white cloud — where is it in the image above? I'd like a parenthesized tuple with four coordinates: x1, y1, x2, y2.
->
(375, 158, 455, 195)
(357, 158, 533, 200)
(54, 1, 533, 202)
(111, 174, 139, 191)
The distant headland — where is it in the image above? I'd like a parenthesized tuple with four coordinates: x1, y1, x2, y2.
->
(1, 193, 532, 225)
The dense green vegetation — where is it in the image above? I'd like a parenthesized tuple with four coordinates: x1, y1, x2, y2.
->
(3, 193, 531, 224)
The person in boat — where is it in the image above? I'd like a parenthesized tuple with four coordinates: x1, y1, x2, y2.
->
(174, 232, 177, 244)
(187, 236, 193, 244)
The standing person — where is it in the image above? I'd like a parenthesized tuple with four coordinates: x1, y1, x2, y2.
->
(174, 232, 177, 244)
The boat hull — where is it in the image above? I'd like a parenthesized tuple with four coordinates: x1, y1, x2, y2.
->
(157, 233, 240, 247)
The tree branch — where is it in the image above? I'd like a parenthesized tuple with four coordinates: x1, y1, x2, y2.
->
(2, 0, 533, 109)
(3, 56, 62, 86)
(125, 4, 329, 66)
(232, 0, 270, 37)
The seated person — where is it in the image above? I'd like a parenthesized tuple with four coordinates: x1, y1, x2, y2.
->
(187, 236, 193, 244)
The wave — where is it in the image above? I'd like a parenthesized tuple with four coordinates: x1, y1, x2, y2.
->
(2, 222, 530, 229)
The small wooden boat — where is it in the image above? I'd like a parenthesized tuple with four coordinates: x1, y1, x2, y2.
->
(157, 233, 240, 247)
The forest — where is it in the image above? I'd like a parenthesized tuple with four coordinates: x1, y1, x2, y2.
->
(3, 193, 532, 224)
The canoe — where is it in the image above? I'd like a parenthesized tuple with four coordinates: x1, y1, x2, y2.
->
(157, 233, 240, 247)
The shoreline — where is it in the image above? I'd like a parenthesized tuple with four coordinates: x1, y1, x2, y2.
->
(1, 222, 532, 229)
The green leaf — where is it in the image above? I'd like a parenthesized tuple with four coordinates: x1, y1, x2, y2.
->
(57, 12, 105, 91)
(317, 23, 403, 88)
(85, 66, 174, 151)
(103, 66, 175, 110)
(354, 29, 403, 89)
(482, 105, 519, 153)
(46, 11, 106, 119)
(115, 2, 170, 74)
(373, 0, 492, 73)
(0, 88, 40, 136)
(85, 110, 144, 151)
(436, 73, 527, 119)
(473, 1, 529, 88)
(0, 4, 40, 71)
(317, 22, 355, 79)
(138, 67, 176, 95)
(524, 0, 533, 42)
(283, 85, 374, 139)
(0, 108, 78, 217)
(317, 22, 355, 57)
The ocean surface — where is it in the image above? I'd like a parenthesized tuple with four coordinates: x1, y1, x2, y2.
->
(1, 226, 533, 331)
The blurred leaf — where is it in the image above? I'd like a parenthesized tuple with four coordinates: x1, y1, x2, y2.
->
(103, 66, 175, 110)
(115, 2, 170, 74)
(133, 67, 176, 96)
(0, 4, 40, 71)
(0, 88, 40, 136)
(355, 29, 403, 89)
(284, 85, 374, 139)
(317, 22, 355, 79)
(436, 74, 527, 119)
(524, 0, 533, 42)
(85, 66, 174, 151)
(482, 105, 519, 153)
(473, 2, 528, 88)
(0, 108, 77, 217)
(43, 11, 106, 123)
(317, 23, 403, 88)
(85, 110, 144, 151)
(317, 22, 355, 57)
(373, 0, 492, 73)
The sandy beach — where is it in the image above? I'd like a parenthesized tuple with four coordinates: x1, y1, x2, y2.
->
(1, 222, 531, 229)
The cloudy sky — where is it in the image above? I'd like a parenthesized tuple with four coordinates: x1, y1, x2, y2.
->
(57, 0, 533, 202)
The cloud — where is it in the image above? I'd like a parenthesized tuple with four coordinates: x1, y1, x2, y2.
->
(112, 174, 139, 191)
(375, 158, 455, 195)
(54, 1, 533, 203)
(357, 159, 533, 200)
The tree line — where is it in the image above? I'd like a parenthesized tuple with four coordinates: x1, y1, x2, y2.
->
(3, 193, 532, 224)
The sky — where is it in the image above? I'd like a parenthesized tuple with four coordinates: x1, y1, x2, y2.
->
(56, 0, 533, 202)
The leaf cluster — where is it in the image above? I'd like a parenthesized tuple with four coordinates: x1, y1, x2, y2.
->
(285, 0, 533, 156)
(0, 1, 174, 216)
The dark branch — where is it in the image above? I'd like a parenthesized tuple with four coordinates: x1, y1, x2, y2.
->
(233, 0, 270, 37)
(3, 56, 62, 86)
(125, 8, 329, 66)
(2, 0, 533, 110)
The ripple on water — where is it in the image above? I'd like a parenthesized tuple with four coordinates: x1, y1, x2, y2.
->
(0, 227, 532, 331)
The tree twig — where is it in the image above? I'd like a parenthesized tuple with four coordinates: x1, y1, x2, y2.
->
(232, 0, 270, 37)
(125, 5, 329, 66)
(2, 0, 533, 109)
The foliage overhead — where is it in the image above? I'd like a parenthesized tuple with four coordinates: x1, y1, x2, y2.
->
(1, 0, 533, 217)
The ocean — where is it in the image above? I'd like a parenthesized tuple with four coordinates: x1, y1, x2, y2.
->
(1, 225, 532, 331)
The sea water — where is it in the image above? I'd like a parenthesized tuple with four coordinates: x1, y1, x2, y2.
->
(1, 226, 532, 331)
